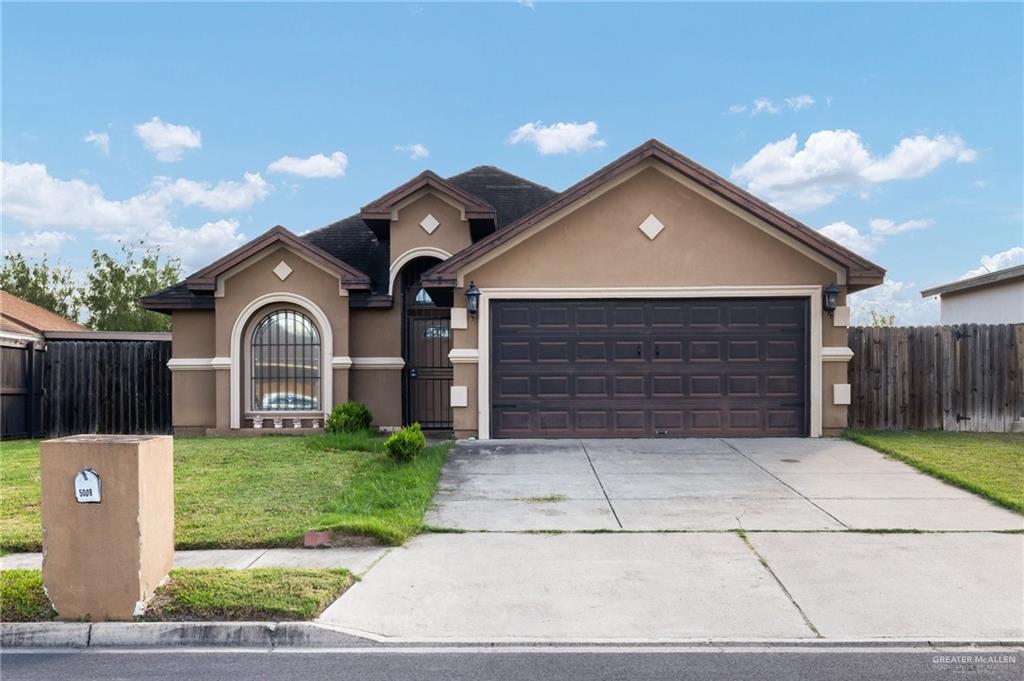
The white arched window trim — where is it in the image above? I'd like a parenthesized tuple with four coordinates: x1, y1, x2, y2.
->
(230, 293, 334, 429)
(388, 247, 452, 295)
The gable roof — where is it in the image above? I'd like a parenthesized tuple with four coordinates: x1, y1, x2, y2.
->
(422, 139, 886, 291)
(182, 225, 372, 293)
(360, 170, 497, 221)
(0, 290, 88, 334)
(920, 263, 1024, 298)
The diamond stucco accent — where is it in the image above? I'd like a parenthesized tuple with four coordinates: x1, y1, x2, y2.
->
(638, 214, 665, 240)
(273, 261, 293, 280)
(420, 214, 440, 234)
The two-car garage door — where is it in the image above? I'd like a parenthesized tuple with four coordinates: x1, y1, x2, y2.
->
(490, 298, 809, 438)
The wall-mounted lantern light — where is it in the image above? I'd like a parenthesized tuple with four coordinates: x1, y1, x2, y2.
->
(823, 283, 839, 318)
(465, 282, 481, 317)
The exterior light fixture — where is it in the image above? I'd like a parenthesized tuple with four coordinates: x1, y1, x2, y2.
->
(823, 283, 839, 318)
(465, 282, 481, 317)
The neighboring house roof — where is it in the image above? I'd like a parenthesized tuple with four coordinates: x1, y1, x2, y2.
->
(920, 264, 1024, 298)
(423, 139, 886, 291)
(0, 290, 87, 335)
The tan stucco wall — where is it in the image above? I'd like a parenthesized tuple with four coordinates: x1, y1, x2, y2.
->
(170, 310, 218, 430)
(350, 307, 401, 357)
(350, 368, 403, 428)
(171, 371, 217, 429)
(390, 192, 474, 279)
(40, 435, 174, 620)
(451, 167, 852, 437)
(170, 310, 215, 358)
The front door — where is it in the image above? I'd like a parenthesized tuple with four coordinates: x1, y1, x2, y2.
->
(402, 259, 453, 430)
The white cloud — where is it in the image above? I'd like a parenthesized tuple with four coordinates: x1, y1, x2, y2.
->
(819, 221, 879, 255)
(3, 230, 75, 257)
(134, 116, 202, 162)
(973, 180, 987, 189)
(849, 280, 939, 326)
(267, 151, 348, 178)
(142, 219, 247, 269)
(868, 217, 933, 236)
(751, 98, 779, 115)
(726, 104, 747, 115)
(517, 0, 535, 8)
(818, 216, 934, 256)
(83, 131, 110, 155)
(0, 161, 268, 269)
(508, 121, 606, 155)
(148, 173, 271, 211)
(731, 130, 976, 212)
(396, 143, 430, 160)
(961, 246, 1024, 279)
(784, 94, 815, 111)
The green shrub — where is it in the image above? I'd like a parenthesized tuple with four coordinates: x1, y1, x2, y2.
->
(384, 423, 427, 463)
(325, 401, 373, 433)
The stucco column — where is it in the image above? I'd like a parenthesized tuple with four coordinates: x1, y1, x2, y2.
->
(40, 435, 174, 621)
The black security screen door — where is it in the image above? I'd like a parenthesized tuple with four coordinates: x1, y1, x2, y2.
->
(490, 298, 809, 438)
(402, 258, 453, 430)
(251, 309, 321, 411)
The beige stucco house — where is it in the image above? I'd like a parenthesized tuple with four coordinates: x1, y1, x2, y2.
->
(143, 140, 884, 438)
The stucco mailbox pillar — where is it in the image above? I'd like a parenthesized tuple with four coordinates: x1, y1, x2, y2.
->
(40, 435, 174, 621)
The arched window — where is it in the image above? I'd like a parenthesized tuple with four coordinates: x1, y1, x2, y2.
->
(250, 309, 321, 411)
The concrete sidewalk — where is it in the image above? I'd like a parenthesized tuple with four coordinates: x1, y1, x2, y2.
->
(0, 547, 390, 576)
(318, 531, 1024, 641)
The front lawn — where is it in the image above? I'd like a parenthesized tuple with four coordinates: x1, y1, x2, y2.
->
(845, 430, 1024, 513)
(0, 433, 450, 552)
(0, 568, 352, 622)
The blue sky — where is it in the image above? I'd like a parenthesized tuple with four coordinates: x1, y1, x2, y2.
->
(3, 2, 1021, 323)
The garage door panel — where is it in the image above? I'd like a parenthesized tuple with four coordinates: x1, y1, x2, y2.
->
(491, 298, 807, 438)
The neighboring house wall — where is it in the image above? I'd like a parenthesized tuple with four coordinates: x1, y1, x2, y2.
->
(938, 279, 1024, 325)
(448, 166, 854, 438)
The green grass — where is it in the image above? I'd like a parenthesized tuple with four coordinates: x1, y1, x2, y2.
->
(314, 442, 450, 545)
(845, 430, 1024, 513)
(1, 570, 56, 622)
(143, 568, 352, 621)
(0, 568, 351, 622)
(1, 433, 450, 551)
(0, 440, 42, 553)
(519, 494, 568, 503)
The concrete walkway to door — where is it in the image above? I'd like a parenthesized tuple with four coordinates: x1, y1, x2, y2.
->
(425, 438, 1023, 531)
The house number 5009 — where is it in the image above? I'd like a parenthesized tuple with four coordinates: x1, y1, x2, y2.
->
(75, 468, 101, 504)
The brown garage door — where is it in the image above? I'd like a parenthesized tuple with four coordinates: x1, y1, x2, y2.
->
(490, 298, 808, 438)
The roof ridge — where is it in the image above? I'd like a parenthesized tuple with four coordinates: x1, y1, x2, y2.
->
(446, 165, 558, 195)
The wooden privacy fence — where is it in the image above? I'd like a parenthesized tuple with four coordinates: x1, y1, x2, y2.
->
(1, 339, 46, 439)
(848, 324, 1024, 432)
(43, 338, 172, 437)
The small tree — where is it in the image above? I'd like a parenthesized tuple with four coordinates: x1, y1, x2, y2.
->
(82, 242, 181, 331)
(867, 309, 897, 328)
(0, 253, 82, 321)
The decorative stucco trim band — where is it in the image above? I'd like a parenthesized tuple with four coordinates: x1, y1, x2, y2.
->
(388, 247, 453, 295)
(167, 357, 231, 371)
(821, 346, 855, 362)
(350, 357, 406, 369)
(448, 348, 480, 364)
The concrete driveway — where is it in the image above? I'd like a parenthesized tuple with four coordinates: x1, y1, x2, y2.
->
(319, 438, 1023, 641)
(426, 438, 1023, 532)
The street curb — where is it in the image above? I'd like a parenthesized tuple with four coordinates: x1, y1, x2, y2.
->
(2, 623, 1023, 649)
(1, 622, 378, 648)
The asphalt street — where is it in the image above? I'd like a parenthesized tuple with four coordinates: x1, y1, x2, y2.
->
(3, 647, 1021, 681)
